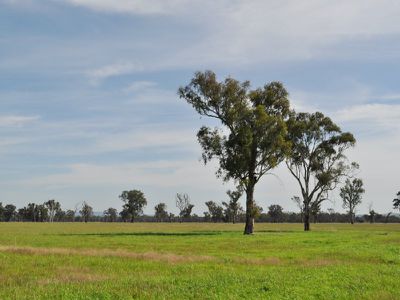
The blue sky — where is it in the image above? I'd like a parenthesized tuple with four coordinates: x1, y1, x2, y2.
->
(0, 0, 399, 215)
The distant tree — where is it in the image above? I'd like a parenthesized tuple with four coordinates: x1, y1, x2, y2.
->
(54, 209, 65, 222)
(310, 202, 321, 223)
(119, 209, 130, 222)
(80, 202, 93, 223)
(205, 201, 224, 222)
(65, 209, 75, 222)
(268, 204, 284, 223)
(37, 204, 49, 222)
(168, 213, 175, 222)
(154, 203, 168, 222)
(291, 196, 304, 222)
(222, 188, 243, 224)
(340, 178, 365, 224)
(45, 199, 61, 222)
(180, 71, 291, 234)
(4, 204, 19, 221)
(119, 189, 147, 223)
(368, 203, 376, 224)
(393, 191, 400, 212)
(0, 203, 4, 221)
(27, 203, 37, 221)
(176, 193, 194, 222)
(286, 111, 357, 231)
(103, 208, 118, 222)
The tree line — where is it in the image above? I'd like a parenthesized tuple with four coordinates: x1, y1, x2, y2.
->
(1, 189, 399, 223)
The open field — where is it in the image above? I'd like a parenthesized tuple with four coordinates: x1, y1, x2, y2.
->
(0, 223, 399, 299)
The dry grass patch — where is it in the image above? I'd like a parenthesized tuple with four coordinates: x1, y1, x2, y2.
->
(0, 246, 214, 264)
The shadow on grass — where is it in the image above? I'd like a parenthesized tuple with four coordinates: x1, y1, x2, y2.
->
(256, 230, 300, 233)
(58, 231, 223, 237)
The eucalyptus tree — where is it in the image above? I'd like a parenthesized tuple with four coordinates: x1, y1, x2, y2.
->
(286, 111, 356, 231)
(0, 203, 4, 221)
(267, 204, 284, 223)
(393, 191, 400, 212)
(340, 178, 365, 224)
(205, 201, 224, 222)
(120, 189, 147, 223)
(179, 71, 291, 234)
(175, 193, 194, 222)
(222, 188, 244, 224)
(80, 201, 93, 223)
(154, 203, 168, 222)
(4, 204, 16, 221)
(103, 207, 118, 222)
(45, 199, 61, 222)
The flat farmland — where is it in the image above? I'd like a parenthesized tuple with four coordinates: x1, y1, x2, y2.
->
(0, 223, 399, 299)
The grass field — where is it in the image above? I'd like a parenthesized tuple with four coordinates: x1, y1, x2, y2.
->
(0, 223, 399, 299)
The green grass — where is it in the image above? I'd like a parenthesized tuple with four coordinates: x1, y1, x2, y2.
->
(0, 223, 399, 299)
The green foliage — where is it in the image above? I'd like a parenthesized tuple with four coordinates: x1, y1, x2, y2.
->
(103, 208, 118, 222)
(222, 188, 244, 224)
(393, 191, 400, 212)
(3, 204, 16, 222)
(154, 203, 169, 221)
(340, 178, 365, 224)
(79, 201, 93, 223)
(119, 189, 147, 222)
(44, 199, 61, 222)
(179, 70, 291, 233)
(205, 201, 224, 222)
(286, 111, 357, 230)
(268, 204, 284, 223)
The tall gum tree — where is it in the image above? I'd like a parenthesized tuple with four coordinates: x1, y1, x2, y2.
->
(179, 71, 291, 234)
(286, 111, 356, 231)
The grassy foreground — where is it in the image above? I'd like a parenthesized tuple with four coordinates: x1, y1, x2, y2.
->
(0, 223, 399, 299)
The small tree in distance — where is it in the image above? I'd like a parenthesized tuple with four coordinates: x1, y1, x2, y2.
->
(205, 201, 224, 222)
(120, 189, 147, 223)
(223, 188, 243, 224)
(154, 203, 168, 222)
(268, 204, 284, 223)
(45, 199, 61, 222)
(103, 207, 118, 222)
(176, 193, 194, 222)
(393, 191, 400, 212)
(340, 178, 365, 224)
(80, 202, 93, 223)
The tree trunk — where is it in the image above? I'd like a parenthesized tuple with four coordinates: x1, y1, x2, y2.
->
(244, 182, 255, 235)
(304, 202, 310, 231)
(350, 211, 354, 224)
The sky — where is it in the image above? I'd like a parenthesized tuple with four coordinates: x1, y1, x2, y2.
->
(0, 0, 399, 215)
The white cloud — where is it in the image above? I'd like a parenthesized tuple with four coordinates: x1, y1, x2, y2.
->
(335, 104, 400, 130)
(0, 115, 40, 127)
(124, 81, 157, 92)
(62, 0, 191, 15)
(86, 62, 144, 83)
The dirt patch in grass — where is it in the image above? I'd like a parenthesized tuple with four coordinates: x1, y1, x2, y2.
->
(0, 246, 214, 264)
(233, 257, 282, 265)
